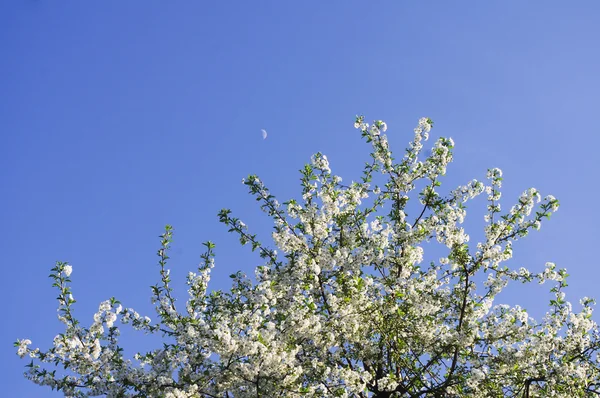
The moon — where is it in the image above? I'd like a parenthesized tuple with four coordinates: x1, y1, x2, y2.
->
(261, 129, 267, 140)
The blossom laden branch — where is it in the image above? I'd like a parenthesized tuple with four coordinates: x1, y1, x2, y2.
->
(16, 116, 599, 398)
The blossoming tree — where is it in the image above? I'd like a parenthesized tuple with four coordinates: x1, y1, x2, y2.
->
(16, 117, 600, 397)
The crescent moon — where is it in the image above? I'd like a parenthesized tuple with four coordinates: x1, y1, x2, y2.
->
(261, 129, 267, 140)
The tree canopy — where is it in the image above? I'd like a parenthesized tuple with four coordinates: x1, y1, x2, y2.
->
(16, 117, 600, 397)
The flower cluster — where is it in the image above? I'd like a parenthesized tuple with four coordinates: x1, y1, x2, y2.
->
(17, 116, 599, 397)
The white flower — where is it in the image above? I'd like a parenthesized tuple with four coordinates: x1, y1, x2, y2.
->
(16, 339, 32, 358)
(105, 312, 117, 328)
(98, 300, 111, 312)
(90, 339, 101, 360)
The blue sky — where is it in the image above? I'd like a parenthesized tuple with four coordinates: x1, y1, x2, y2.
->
(2, 2, 600, 396)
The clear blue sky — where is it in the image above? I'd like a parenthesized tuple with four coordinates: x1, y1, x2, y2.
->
(2, 2, 600, 396)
